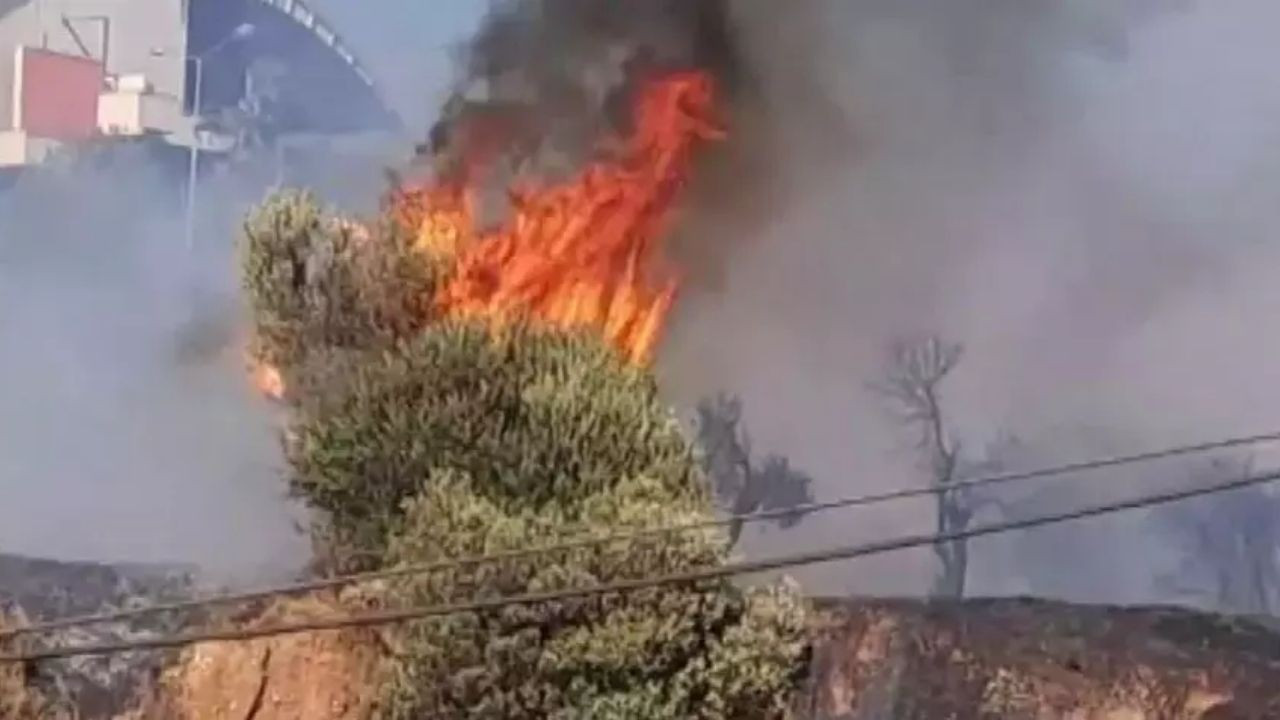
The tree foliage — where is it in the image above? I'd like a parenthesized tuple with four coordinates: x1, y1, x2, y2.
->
(872, 337, 982, 599)
(694, 394, 815, 548)
(239, 188, 812, 717)
(240, 189, 442, 397)
(288, 322, 698, 568)
(380, 470, 807, 719)
(0, 614, 66, 720)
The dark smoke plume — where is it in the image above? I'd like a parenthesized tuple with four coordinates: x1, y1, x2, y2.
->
(428, 0, 743, 171)
(336, 0, 1280, 613)
(418, 0, 849, 290)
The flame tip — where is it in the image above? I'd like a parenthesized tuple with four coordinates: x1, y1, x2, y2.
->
(394, 71, 722, 366)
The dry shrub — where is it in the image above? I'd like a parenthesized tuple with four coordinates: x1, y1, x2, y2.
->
(0, 614, 68, 719)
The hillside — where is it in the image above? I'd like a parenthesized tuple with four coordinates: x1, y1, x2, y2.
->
(801, 598, 1280, 719)
(109, 596, 1280, 719)
(0, 554, 194, 717)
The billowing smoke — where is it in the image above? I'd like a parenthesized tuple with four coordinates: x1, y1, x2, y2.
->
(383, 0, 1280, 606)
(436, 0, 739, 152)
(660, 0, 1280, 605)
(0, 4, 435, 584)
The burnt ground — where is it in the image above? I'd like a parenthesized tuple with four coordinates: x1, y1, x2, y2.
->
(799, 597, 1280, 719)
(0, 554, 195, 717)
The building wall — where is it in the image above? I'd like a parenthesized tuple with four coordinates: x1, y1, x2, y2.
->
(0, 0, 390, 145)
(0, 2, 37, 128)
(0, 128, 62, 165)
(0, 0, 186, 131)
(98, 88, 183, 136)
(15, 46, 102, 138)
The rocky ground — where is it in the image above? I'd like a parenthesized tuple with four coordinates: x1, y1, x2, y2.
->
(124, 596, 384, 720)
(118, 595, 1280, 719)
(799, 597, 1280, 719)
(6, 558, 1280, 719)
(0, 553, 195, 717)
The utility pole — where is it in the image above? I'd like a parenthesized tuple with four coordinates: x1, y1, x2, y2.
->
(165, 22, 254, 252)
(184, 55, 203, 251)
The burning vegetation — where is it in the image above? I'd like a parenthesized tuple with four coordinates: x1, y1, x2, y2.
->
(396, 70, 723, 366)
(235, 4, 811, 716)
(246, 67, 723, 400)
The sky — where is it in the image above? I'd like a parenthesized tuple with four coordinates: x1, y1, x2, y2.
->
(308, 0, 486, 132)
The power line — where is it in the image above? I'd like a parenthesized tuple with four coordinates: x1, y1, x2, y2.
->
(4, 429, 1277, 641)
(4, 465, 1276, 664)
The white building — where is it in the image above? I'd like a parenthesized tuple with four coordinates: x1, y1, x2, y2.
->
(0, 0, 393, 167)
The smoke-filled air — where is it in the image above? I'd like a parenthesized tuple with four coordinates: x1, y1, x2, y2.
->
(5, 0, 1280, 615)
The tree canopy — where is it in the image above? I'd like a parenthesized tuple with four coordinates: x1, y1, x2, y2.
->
(239, 190, 810, 718)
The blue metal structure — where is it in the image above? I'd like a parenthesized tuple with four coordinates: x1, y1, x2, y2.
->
(185, 0, 395, 135)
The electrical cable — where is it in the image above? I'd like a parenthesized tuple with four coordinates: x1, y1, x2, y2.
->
(4, 464, 1275, 663)
(4, 429, 1276, 640)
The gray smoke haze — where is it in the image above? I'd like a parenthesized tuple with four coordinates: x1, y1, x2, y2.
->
(0, 135, 405, 583)
(0, 146, 310, 582)
(659, 0, 1280, 604)
(340, 0, 1280, 607)
(0, 0, 466, 584)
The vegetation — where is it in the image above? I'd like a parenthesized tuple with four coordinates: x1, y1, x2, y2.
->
(872, 337, 1008, 599)
(288, 322, 697, 568)
(381, 466, 807, 718)
(1154, 457, 1280, 615)
(0, 614, 64, 720)
(695, 394, 815, 548)
(240, 189, 442, 399)
(240, 191, 811, 718)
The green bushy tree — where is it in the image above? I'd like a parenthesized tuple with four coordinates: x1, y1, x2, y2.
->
(288, 322, 696, 568)
(240, 189, 442, 398)
(379, 470, 807, 719)
(241, 188, 811, 718)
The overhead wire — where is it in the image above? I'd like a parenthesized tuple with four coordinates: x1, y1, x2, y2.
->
(4, 428, 1278, 641)
(3, 463, 1277, 663)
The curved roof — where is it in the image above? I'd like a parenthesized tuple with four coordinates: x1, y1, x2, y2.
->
(248, 0, 376, 91)
(243, 0, 398, 133)
(0, 0, 396, 136)
(189, 0, 397, 135)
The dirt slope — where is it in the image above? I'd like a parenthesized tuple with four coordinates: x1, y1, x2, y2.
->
(122, 598, 383, 720)
(798, 597, 1280, 719)
(112, 595, 1280, 719)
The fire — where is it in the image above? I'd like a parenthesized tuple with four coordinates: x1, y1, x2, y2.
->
(252, 361, 285, 401)
(397, 70, 724, 365)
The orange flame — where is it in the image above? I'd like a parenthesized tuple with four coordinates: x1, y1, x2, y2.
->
(397, 70, 724, 364)
(252, 362, 285, 401)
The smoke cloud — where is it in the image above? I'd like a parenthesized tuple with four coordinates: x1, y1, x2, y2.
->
(374, 0, 1280, 606)
(0, 146, 311, 582)
(0, 0, 467, 585)
(657, 0, 1280, 604)
(0, 138, 403, 584)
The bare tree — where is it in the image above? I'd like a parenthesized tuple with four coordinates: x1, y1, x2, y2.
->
(872, 337, 984, 599)
(1155, 457, 1280, 616)
(695, 394, 815, 549)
